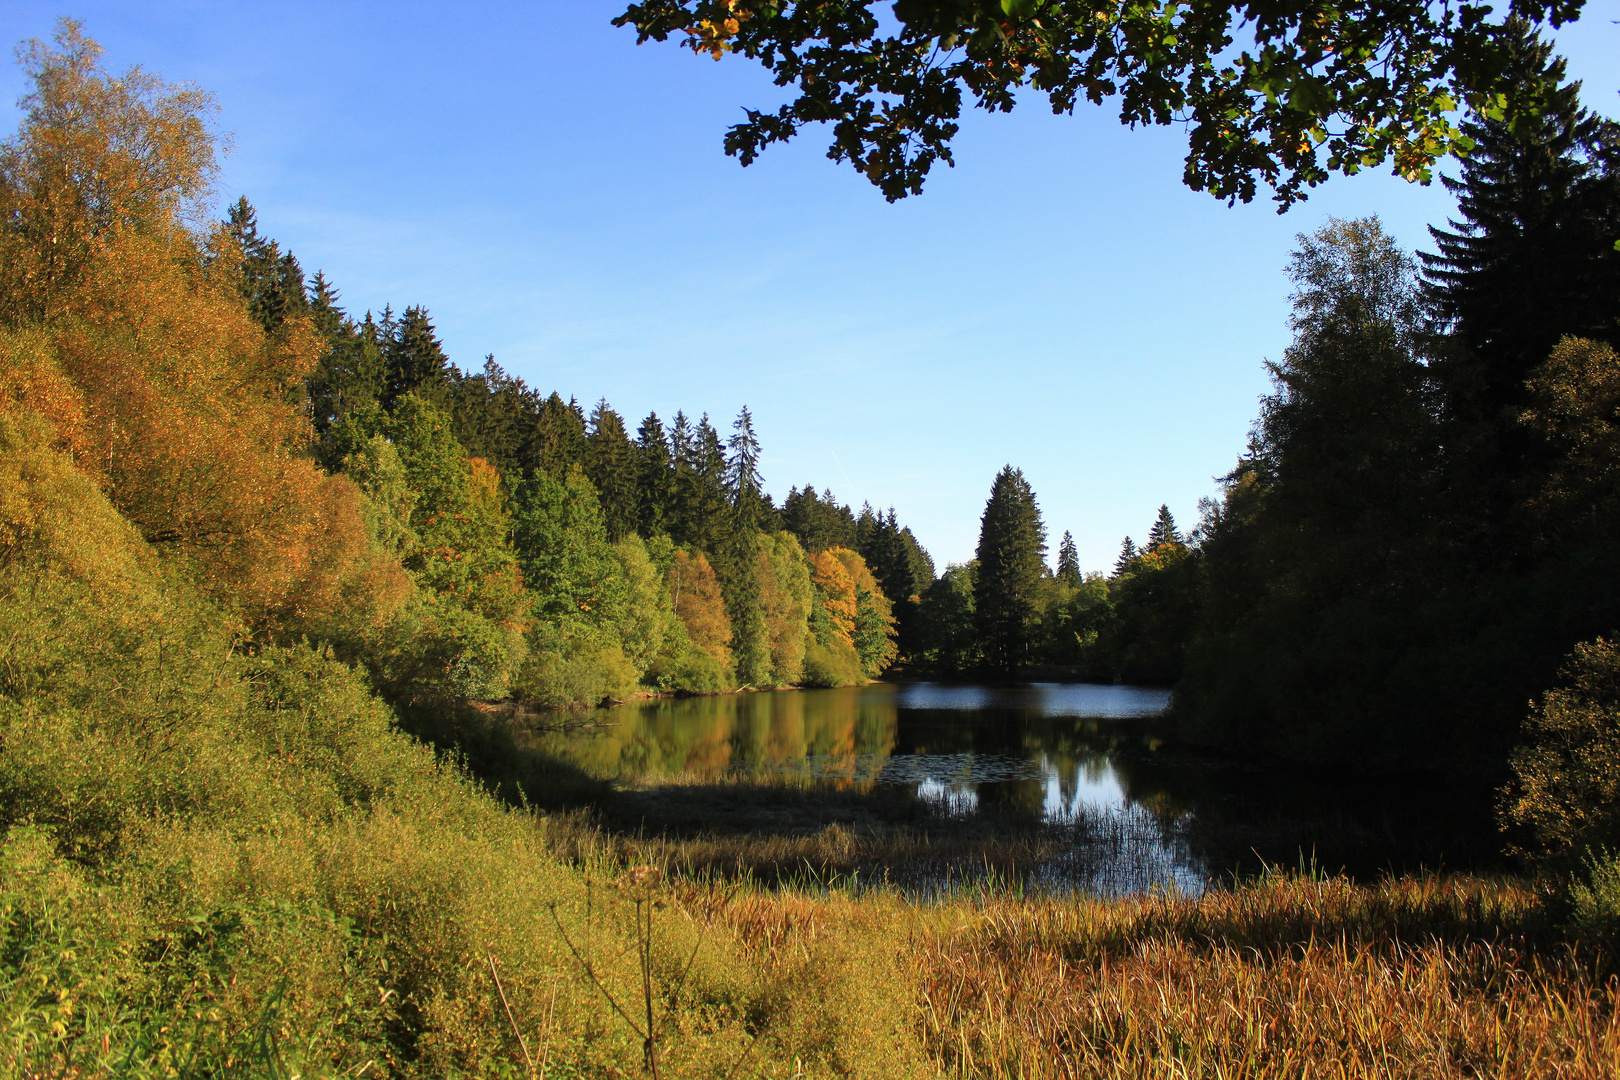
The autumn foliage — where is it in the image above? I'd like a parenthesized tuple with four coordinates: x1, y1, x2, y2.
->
(0, 22, 404, 635)
(668, 548, 732, 674)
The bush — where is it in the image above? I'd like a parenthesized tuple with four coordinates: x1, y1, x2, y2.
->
(645, 639, 728, 694)
(1569, 850, 1620, 963)
(801, 637, 866, 688)
(514, 628, 638, 706)
(1503, 637, 1620, 865)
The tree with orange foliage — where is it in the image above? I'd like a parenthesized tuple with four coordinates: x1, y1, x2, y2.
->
(668, 549, 732, 675)
(0, 21, 406, 637)
(831, 547, 898, 677)
(809, 549, 858, 646)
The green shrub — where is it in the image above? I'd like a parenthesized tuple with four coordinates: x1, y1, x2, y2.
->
(1503, 637, 1620, 865)
(645, 640, 728, 694)
(1569, 850, 1620, 963)
(515, 627, 639, 706)
(801, 637, 866, 688)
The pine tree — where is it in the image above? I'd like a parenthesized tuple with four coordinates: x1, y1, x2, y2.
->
(1146, 505, 1183, 552)
(1420, 25, 1620, 419)
(973, 466, 1047, 674)
(1057, 531, 1081, 584)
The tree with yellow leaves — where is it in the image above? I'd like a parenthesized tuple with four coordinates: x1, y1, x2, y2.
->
(0, 20, 401, 637)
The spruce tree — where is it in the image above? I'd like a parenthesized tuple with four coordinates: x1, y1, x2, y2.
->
(223, 197, 308, 335)
(382, 306, 451, 410)
(585, 399, 638, 541)
(447, 357, 543, 478)
(305, 274, 385, 444)
(1057, 531, 1081, 584)
(634, 412, 672, 537)
(726, 406, 765, 531)
(1146, 505, 1183, 551)
(1113, 537, 1138, 576)
(1420, 25, 1620, 419)
(533, 393, 587, 478)
(973, 466, 1046, 674)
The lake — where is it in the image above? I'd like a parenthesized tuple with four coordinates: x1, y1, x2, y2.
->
(525, 681, 1501, 896)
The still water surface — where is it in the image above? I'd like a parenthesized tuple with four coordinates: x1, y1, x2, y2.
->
(536, 682, 1495, 895)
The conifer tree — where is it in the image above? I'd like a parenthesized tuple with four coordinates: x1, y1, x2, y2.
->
(585, 399, 638, 541)
(973, 466, 1047, 674)
(1113, 537, 1138, 576)
(675, 415, 731, 553)
(223, 197, 308, 335)
(1146, 505, 1183, 552)
(1420, 25, 1620, 418)
(305, 274, 385, 444)
(783, 486, 856, 553)
(726, 406, 765, 530)
(533, 393, 587, 478)
(382, 306, 452, 410)
(447, 357, 543, 479)
(1057, 531, 1081, 585)
(634, 412, 672, 537)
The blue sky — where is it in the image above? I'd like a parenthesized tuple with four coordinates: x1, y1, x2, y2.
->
(4, 2, 1618, 571)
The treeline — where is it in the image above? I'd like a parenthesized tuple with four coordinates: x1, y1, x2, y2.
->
(212, 199, 937, 704)
(906, 465, 1199, 686)
(913, 26, 1620, 787)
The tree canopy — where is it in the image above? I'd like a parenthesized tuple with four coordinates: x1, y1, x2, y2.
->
(614, 1, 1587, 207)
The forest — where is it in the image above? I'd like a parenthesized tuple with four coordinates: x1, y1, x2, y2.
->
(207, 194, 947, 708)
(3, 15, 1620, 1079)
(908, 26, 1620, 798)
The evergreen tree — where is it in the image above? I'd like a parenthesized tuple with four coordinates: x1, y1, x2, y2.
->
(726, 406, 765, 530)
(1420, 25, 1620, 420)
(782, 486, 856, 553)
(305, 275, 385, 446)
(223, 196, 308, 335)
(973, 466, 1047, 674)
(533, 393, 587, 478)
(585, 399, 638, 541)
(1113, 537, 1138, 576)
(442, 357, 543, 478)
(672, 414, 731, 553)
(634, 412, 672, 537)
(382, 305, 452, 410)
(1146, 505, 1183, 552)
(1057, 531, 1081, 584)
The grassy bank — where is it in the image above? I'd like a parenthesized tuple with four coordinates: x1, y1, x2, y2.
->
(0, 427, 1614, 1079)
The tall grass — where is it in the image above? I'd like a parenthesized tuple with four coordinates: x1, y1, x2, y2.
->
(909, 872, 1620, 1079)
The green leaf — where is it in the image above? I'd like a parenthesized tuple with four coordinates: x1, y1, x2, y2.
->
(1000, 0, 1039, 17)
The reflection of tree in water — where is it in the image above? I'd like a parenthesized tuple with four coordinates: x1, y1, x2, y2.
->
(532, 686, 899, 784)
(529, 683, 1501, 889)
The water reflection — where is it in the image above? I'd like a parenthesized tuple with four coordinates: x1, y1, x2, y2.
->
(532, 681, 1497, 895)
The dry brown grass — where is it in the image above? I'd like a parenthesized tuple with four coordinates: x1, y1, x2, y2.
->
(651, 870, 1620, 1079)
(911, 874, 1619, 1079)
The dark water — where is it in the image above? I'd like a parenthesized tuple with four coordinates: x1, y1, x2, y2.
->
(536, 682, 1500, 894)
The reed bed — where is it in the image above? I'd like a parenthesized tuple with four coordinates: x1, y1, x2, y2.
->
(906, 873, 1619, 1079)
